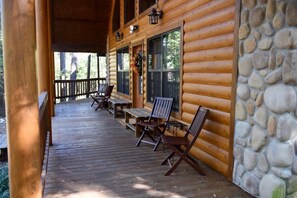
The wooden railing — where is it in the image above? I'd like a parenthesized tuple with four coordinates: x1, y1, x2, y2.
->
(54, 78, 106, 102)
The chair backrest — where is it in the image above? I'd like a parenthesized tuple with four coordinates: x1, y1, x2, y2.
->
(185, 106, 209, 151)
(104, 85, 114, 99)
(150, 97, 173, 122)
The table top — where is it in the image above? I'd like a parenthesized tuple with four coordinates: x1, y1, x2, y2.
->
(123, 108, 151, 118)
(109, 98, 132, 105)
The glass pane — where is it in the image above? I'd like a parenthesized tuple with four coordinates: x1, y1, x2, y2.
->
(117, 72, 123, 93)
(147, 72, 161, 103)
(148, 37, 161, 70)
(124, 0, 135, 24)
(139, 0, 155, 13)
(123, 49, 130, 71)
(163, 71, 180, 111)
(117, 47, 129, 71)
(123, 71, 130, 95)
(163, 30, 181, 70)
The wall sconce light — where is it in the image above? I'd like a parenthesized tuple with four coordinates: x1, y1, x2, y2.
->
(148, 8, 163, 25)
(129, 25, 139, 34)
(115, 31, 123, 42)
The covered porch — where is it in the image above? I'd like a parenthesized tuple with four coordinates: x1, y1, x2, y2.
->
(44, 99, 251, 198)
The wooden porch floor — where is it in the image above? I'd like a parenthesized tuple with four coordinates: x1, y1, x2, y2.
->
(44, 99, 252, 198)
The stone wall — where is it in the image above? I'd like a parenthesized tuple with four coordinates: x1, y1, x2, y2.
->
(234, 0, 297, 197)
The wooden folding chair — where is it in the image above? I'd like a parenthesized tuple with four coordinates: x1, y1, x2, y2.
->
(91, 85, 114, 111)
(161, 106, 209, 176)
(91, 83, 107, 107)
(136, 97, 173, 151)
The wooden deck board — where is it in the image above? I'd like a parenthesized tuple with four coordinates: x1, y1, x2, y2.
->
(44, 99, 252, 198)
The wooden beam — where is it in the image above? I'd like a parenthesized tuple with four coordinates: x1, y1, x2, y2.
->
(2, 0, 42, 197)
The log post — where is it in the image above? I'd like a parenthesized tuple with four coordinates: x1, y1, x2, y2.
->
(2, 0, 42, 197)
(36, 0, 52, 146)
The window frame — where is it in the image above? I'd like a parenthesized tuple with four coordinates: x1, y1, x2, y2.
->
(146, 27, 182, 113)
(116, 46, 130, 96)
(112, 0, 121, 32)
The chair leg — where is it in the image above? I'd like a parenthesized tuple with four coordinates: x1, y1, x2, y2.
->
(164, 157, 183, 176)
(91, 100, 95, 107)
(136, 131, 146, 147)
(161, 151, 175, 165)
(153, 137, 162, 151)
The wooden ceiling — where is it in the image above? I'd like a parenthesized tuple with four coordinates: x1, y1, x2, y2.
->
(51, 0, 112, 54)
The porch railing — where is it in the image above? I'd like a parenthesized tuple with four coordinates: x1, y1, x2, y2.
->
(54, 78, 106, 102)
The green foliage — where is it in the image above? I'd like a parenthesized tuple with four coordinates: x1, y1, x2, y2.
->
(272, 186, 285, 198)
(0, 163, 9, 198)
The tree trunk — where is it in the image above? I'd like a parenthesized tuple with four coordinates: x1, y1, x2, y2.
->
(69, 53, 77, 100)
(60, 52, 66, 102)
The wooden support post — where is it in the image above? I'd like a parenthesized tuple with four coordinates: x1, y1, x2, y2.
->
(87, 55, 91, 98)
(2, 0, 42, 197)
(36, 0, 52, 146)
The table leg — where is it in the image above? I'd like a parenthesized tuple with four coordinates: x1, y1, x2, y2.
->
(113, 104, 117, 118)
(125, 112, 131, 129)
(135, 118, 141, 137)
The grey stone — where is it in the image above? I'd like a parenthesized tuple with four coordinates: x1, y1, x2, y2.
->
(292, 29, 297, 48)
(236, 102, 247, 121)
(241, 9, 249, 24)
(286, 1, 297, 27)
(287, 191, 297, 198)
(237, 84, 250, 100)
(237, 164, 246, 178)
(264, 84, 296, 113)
(234, 145, 245, 164)
(243, 0, 257, 9)
(259, 69, 268, 76)
(252, 51, 269, 69)
(238, 76, 248, 83)
(258, 0, 267, 4)
(251, 125, 267, 151)
(259, 174, 286, 198)
(248, 72, 265, 90)
(239, 24, 250, 40)
(249, 7, 266, 27)
(248, 116, 254, 126)
(251, 29, 262, 40)
(244, 148, 257, 171)
(272, 13, 284, 29)
(276, 52, 284, 67)
(264, 69, 282, 84)
(274, 28, 292, 49)
(293, 157, 297, 174)
(255, 92, 264, 106)
(271, 167, 292, 179)
(287, 176, 297, 194)
(267, 140, 294, 167)
(258, 38, 273, 50)
(242, 172, 259, 196)
(258, 153, 269, 173)
(254, 168, 265, 180)
(283, 51, 297, 85)
(269, 46, 276, 69)
(277, 1, 286, 15)
(260, 23, 274, 36)
(244, 38, 257, 53)
(250, 89, 258, 100)
(239, 56, 253, 77)
(267, 116, 276, 136)
(266, 0, 276, 20)
(236, 121, 251, 138)
(277, 114, 297, 142)
(254, 107, 268, 128)
(236, 137, 248, 147)
(246, 100, 254, 116)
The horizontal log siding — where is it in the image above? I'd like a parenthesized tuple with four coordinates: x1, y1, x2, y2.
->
(182, 1, 235, 177)
(108, 0, 236, 177)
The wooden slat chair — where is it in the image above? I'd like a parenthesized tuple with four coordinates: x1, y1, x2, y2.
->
(91, 84, 114, 111)
(161, 106, 209, 176)
(91, 83, 108, 107)
(136, 97, 173, 151)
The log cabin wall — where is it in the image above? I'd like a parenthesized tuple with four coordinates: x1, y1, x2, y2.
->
(108, 0, 238, 178)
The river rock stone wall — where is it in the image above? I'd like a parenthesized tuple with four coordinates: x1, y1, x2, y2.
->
(234, 0, 297, 197)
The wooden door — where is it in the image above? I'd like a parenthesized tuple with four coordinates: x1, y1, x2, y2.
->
(132, 45, 143, 108)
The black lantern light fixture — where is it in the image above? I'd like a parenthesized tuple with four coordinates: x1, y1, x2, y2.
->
(115, 31, 123, 42)
(148, 8, 163, 25)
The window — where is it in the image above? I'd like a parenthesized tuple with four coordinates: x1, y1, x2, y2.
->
(117, 47, 130, 95)
(124, 0, 135, 24)
(147, 29, 181, 111)
(112, 0, 120, 32)
(139, 0, 155, 14)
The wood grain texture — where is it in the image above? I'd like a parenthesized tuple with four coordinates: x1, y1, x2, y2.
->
(44, 100, 252, 198)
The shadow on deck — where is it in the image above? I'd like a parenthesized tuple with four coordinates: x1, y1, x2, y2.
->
(44, 99, 252, 198)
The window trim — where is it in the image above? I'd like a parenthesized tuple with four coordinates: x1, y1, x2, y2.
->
(146, 27, 182, 116)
